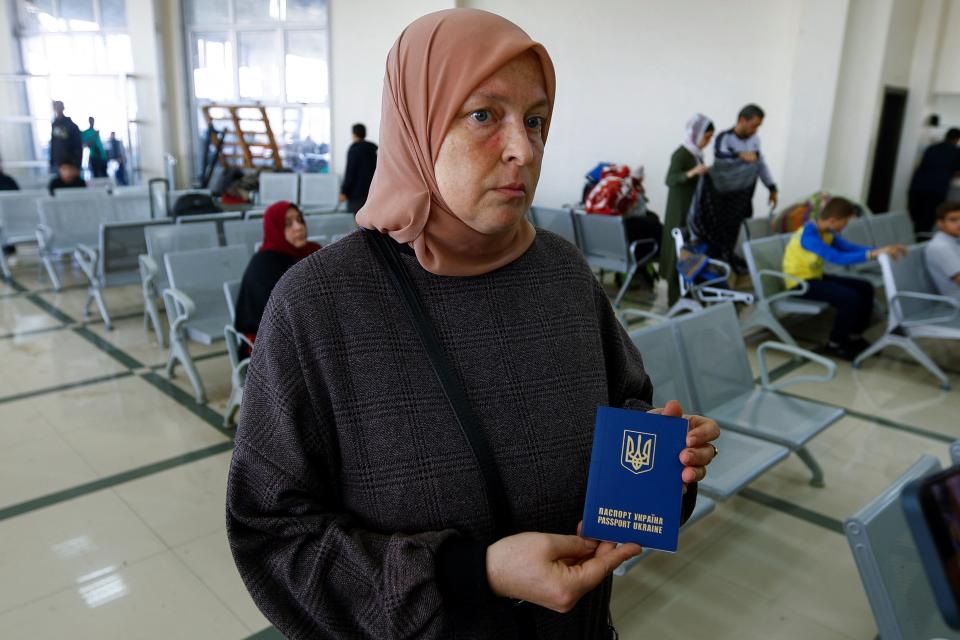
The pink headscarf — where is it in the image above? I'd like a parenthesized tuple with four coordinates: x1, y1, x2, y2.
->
(356, 9, 556, 276)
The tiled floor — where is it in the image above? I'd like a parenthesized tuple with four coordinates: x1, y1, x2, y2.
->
(0, 249, 957, 639)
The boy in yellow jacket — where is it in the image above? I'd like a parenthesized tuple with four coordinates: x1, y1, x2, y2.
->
(783, 197, 905, 359)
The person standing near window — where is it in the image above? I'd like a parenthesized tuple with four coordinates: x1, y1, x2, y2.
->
(106, 131, 128, 185)
(82, 117, 108, 179)
(49, 101, 82, 174)
(338, 123, 378, 213)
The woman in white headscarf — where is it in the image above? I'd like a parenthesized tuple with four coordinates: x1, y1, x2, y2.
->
(660, 113, 714, 305)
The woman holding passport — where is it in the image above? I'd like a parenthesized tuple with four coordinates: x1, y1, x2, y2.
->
(226, 9, 720, 639)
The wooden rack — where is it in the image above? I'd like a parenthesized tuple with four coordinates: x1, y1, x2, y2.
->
(201, 104, 283, 170)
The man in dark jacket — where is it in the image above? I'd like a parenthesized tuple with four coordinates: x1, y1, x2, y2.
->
(49, 101, 83, 173)
(338, 123, 378, 213)
(909, 127, 960, 233)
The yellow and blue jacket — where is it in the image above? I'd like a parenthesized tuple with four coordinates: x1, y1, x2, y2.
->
(783, 222, 872, 288)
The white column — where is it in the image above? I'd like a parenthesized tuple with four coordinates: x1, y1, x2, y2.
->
(889, 0, 947, 212)
(125, 0, 168, 182)
(777, 0, 850, 209)
(823, 0, 895, 201)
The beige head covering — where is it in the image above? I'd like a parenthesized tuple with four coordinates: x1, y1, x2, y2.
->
(356, 9, 556, 276)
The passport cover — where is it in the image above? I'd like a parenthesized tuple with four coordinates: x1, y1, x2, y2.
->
(581, 406, 687, 552)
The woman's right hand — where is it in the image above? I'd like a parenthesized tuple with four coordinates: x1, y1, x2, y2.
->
(686, 164, 708, 179)
(486, 531, 642, 613)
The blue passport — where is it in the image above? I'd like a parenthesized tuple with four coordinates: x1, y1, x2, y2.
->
(581, 406, 687, 552)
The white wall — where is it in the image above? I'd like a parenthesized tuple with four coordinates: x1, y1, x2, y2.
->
(328, 0, 454, 175)
(126, 0, 167, 182)
(778, 0, 849, 204)
(890, 0, 946, 211)
(464, 0, 812, 215)
(934, 0, 960, 94)
(822, 0, 893, 202)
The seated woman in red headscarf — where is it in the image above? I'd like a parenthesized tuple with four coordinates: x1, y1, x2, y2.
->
(233, 200, 321, 346)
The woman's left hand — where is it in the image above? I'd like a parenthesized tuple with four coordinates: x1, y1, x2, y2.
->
(648, 400, 720, 485)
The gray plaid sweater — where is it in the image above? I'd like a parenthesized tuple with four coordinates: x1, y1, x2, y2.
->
(227, 229, 695, 639)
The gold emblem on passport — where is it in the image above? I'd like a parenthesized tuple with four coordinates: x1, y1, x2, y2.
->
(621, 430, 655, 474)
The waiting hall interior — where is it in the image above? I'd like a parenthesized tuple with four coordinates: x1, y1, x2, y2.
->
(1, 0, 960, 638)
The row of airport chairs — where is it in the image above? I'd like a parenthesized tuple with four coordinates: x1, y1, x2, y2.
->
(853, 249, 960, 390)
(527, 206, 658, 307)
(739, 211, 917, 348)
(256, 172, 341, 211)
(0, 189, 154, 282)
(846, 442, 960, 639)
(613, 302, 844, 575)
(146, 214, 356, 404)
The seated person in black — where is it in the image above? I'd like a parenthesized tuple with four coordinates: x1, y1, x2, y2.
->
(234, 201, 322, 347)
(47, 160, 87, 195)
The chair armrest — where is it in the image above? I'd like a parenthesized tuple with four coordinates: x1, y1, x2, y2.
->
(161, 287, 195, 334)
(35, 224, 51, 250)
(757, 341, 837, 391)
(697, 286, 755, 305)
(74, 243, 99, 282)
(756, 269, 809, 304)
(891, 291, 960, 327)
(618, 308, 667, 327)
(628, 238, 658, 266)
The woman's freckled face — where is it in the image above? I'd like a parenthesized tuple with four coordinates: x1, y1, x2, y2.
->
(434, 51, 549, 236)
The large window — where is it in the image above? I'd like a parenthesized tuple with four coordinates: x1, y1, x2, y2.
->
(4, 0, 138, 185)
(184, 0, 331, 174)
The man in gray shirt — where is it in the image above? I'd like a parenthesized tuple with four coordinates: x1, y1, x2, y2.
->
(714, 103, 779, 212)
(925, 201, 960, 301)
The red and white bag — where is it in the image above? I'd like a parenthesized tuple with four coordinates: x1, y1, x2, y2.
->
(584, 164, 639, 216)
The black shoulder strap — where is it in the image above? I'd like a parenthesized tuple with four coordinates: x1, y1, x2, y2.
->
(366, 230, 515, 538)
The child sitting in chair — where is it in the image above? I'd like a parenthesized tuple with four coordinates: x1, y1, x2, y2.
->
(925, 201, 960, 302)
(782, 197, 905, 360)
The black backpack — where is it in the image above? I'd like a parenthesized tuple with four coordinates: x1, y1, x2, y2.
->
(173, 193, 221, 217)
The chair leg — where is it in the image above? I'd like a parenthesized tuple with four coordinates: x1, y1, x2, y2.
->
(223, 384, 242, 427)
(796, 446, 825, 488)
(613, 265, 638, 308)
(0, 251, 10, 280)
(41, 254, 61, 291)
(741, 306, 797, 347)
(166, 330, 206, 404)
(855, 333, 949, 390)
(92, 286, 112, 331)
(144, 294, 165, 347)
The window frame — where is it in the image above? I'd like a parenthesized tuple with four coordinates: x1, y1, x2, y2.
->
(182, 0, 332, 177)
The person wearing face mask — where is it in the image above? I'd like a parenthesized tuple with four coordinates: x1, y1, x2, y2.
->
(232, 201, 320, 347)
(661, 113, 714, 305)
(226, 10, 719, 639)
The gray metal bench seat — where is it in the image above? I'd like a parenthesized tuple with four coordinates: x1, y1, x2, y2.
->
(742, 233, 829, 345)
(75, 220, 169, 330)
(675, 303, 844, 487)
(162, 244, 251, 403)
(854, 247, 960, 390)
(627, 314, 791, 500)
(140, 222, 220, 346)
(845, 454, 959, 640)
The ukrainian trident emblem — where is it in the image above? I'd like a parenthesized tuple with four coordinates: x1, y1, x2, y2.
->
(621, 430, 655, 474)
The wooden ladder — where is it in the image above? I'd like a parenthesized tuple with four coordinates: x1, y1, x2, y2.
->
(201, 104, 283, 170)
